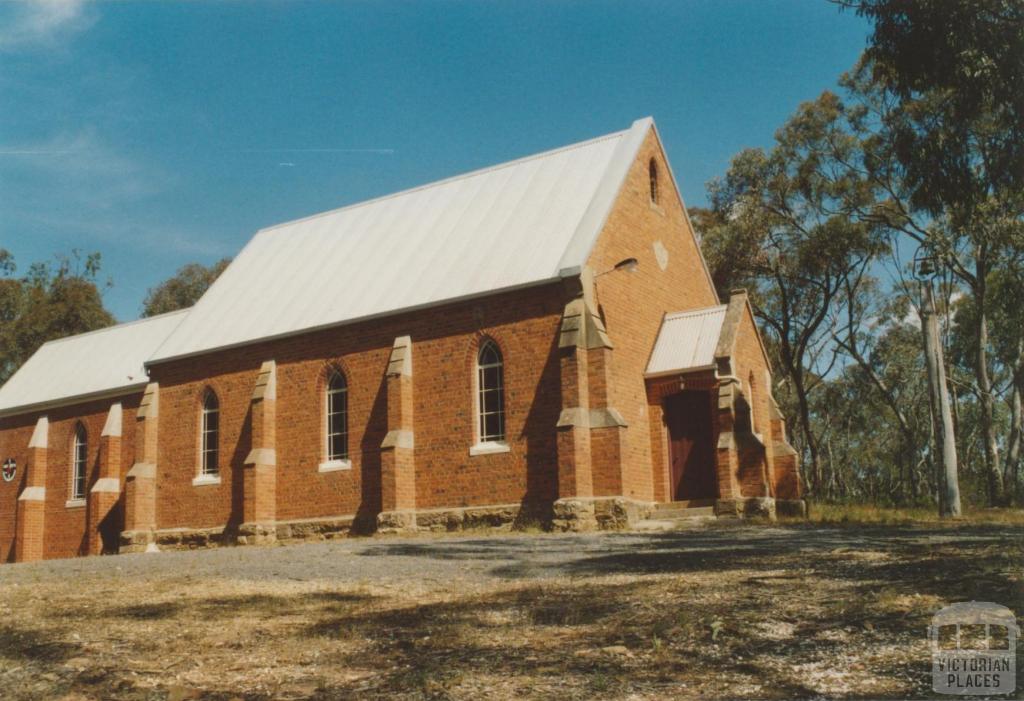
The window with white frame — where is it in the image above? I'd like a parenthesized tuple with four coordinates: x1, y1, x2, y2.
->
(325, 370, 349, 461)
(477, 340, 506, 443)
(200, 390, 219, 475)
(71, 424, 87, 500)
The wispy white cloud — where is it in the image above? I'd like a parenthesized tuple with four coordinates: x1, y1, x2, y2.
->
(22, 212, 236, 258)
(233, 148, 396, 154)
(0, 127, 159, 206)
(1, 127, 137, 168)
(0, 148, 79, 155)
(0, 0, 94, 51)
(0, 127, 225, 258)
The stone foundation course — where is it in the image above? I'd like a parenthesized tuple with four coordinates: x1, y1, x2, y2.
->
(117, 496, 807, 554)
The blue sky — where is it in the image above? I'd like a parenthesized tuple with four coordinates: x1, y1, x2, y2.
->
(0, 1, 870, 321)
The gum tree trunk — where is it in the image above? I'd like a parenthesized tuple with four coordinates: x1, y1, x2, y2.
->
(1006, 338, 1023, 503)
(974, 270, 1005, 505)
(922, 281, 961, 518)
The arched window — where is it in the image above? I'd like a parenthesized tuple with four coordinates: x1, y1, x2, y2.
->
(71, 424, 87, 500)
(649, 158, 659, 204)
(325, 371, 349, 461)
(477, 340, 505, 443)
(200, 390, 219, 475)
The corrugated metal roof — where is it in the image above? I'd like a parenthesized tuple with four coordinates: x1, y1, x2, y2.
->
(646, 305, 728, 377)
(0, 310, 187, 417)
(149, 118, 654, 364)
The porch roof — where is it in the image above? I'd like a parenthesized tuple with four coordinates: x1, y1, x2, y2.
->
(645, 305, 727, 377)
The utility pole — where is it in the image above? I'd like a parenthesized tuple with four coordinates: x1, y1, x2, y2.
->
(917, 249, 961, 518)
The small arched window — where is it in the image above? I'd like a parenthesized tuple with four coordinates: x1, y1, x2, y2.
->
(71, 423, 87, 500)
(200, 390, 219, 475)
(325, 371, 349, 461)
(477, 340, 505, 443)
(649, 158, 659, 204)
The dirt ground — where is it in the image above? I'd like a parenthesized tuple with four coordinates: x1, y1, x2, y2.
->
(0, 521, 1021, 700)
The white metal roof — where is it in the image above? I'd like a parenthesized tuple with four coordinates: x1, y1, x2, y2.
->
(149, 118, 655, 363)
(645, 305, 728, 377)
(0, 310, 187, 417)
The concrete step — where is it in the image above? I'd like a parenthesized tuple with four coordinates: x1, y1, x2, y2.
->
(634, 512, 715, 531)
(634, 503, 718, 531)
(634, 519, 685, 531)
(650, 504, 715, 520)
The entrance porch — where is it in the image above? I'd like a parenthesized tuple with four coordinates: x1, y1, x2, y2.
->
(644, 292, 805, 518)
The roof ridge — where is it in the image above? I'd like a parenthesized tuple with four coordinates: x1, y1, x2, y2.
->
(38, 308, 190, 349)
(146, 118, 656, 365)
(665, 304, 728, 320)
(256, 127, 629, 236)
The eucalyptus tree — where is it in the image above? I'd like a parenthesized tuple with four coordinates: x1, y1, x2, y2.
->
(832, 272, 932, 501)
(701, 95, 882, 496)
(832, 57, 1023, 503)
(833, 0, 1024, 504)
(812, 314, 932, 504)
(948, 265, 1024, 502)
(0, 250, 115, 384)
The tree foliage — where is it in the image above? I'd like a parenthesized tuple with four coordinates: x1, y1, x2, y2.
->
(0, 249, 116, 384)
(843, 0, 1024, 504)
(851, 0, 1024, 209)
(697, 0, 1024, 505)
(141, 259, 230, 317)
(701, 90, 885, 495)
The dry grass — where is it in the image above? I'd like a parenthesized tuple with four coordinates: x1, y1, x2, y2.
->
(802, 503, 1024, 526)
(0, 522, 1021, 700)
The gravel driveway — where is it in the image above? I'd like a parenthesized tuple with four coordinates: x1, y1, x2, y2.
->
(2, 521, 1012, 585)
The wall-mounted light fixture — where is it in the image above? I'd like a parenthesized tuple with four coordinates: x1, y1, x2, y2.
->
(595, 257, 639, 278)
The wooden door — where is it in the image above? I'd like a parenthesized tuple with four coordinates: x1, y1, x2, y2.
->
(665, 391, 716, 501)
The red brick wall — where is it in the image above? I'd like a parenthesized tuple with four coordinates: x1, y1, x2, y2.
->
(0, 394, 139, 561)
(647, 395, 670, 503)
(586, 129, 719, 501)
(148, 283, 566, 531)
(0, 417, 32, 562)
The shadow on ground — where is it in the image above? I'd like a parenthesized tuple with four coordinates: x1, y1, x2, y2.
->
(1, 523, 1020, 700)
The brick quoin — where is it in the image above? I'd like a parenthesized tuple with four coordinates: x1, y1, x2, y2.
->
(0, 121, 803, 562)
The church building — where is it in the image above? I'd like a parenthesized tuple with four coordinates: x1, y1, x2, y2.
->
(0, 118, 802, 562)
